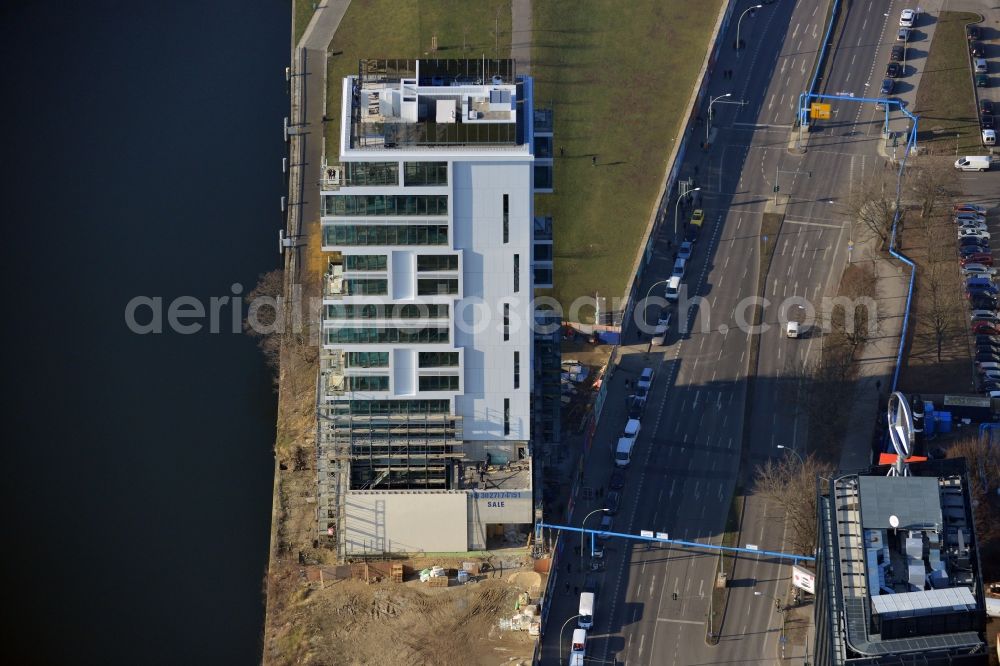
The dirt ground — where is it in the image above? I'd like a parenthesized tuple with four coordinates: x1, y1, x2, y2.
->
(266, 575, 538, 666)
(896, 202, 974, 394)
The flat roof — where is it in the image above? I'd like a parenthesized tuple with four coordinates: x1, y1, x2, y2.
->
(858, 476, 942, 530)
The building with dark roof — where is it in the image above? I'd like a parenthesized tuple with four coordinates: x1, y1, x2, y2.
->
(813, 459, 989, 665)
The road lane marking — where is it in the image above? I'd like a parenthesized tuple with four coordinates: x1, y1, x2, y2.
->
(656, 618, 704, 625)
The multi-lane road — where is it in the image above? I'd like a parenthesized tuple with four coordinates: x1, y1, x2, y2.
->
(539, 1, 924, 664)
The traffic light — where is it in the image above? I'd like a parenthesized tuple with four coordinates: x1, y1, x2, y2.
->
(773, 185, 780, 193)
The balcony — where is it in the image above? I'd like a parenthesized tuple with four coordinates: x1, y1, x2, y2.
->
(325, 263, 346, 298)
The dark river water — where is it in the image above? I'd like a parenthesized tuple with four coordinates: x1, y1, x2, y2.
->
(1, 2, 288, 663)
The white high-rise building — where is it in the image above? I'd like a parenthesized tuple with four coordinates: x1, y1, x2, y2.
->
(317, 59, 544, 555)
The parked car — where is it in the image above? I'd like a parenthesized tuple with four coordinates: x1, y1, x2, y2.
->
(975, 58, 989, 74)
(637, 367, 654, 391)
(959, 222, 988, 233)
(973, 323, 1000, 335)
(976, 339, 1000, 350)
(975, 351, 1000, 363)
(971, 310, 1000, 324)
(959, 236, 990, 249)
(961, 253, 993, 266)
(899, 8, 916, 27)
(955, 212, 987, 223)
(975, 335, 1000, 345)
(609, 469, 626, 491)
(960, 244, 991, 257)
(886, 62, 902, 78)
(979, 101, 994, 117)
(604, 490, 622, 515)
(977, 361, 1000, 371)
(970, 42, 986, 57)
(971, 299, 999, 312)
(977, 73, 989, 88)
(627, 396, 644, 420)
(898, 27, 911, 42)
(963, 264, 996, 277)
(968, 25, 981, 41)
(983, 116, 996, 131)
(880, 78, 895, 95)
(959, 229, 991, 241)
(677, 241, 693, 262)
(891, 45, 905, 62)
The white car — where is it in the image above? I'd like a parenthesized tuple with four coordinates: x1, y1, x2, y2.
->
(975, 58, 988, 74)
(899, 9, 915, 27)
(637, 367, 654, 390)
(978, 361, 1000, 371)
(786, 321, 800, 338)
(897, 27, 910, 41)
(959, 229, 991, 241)
(962, 263, 996, 276)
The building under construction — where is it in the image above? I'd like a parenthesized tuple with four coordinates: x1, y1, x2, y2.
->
(316, 59, 555, 558)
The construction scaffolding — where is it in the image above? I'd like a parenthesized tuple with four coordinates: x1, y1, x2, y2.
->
(317, 351, 464, 560)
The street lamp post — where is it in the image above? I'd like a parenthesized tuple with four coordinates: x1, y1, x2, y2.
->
(644, 278, 672, 352)
(707, 94, 732, 143)
(674, 186, 701, 236)
(559, 614, 582, 664)
(581, 508, 609, 572)
(777, 444, 804, 465)
(736, 5, 764, 53)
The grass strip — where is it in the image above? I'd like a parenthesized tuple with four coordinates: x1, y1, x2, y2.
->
(912, 11, 983, 155)
(708, 490, 745, 644)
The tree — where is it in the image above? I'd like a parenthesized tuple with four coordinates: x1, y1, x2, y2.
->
(754, 453, 835, 555)
(922, 258, 962, 362)
(846, 170, 897, 251)
(908, 157, 959, 220)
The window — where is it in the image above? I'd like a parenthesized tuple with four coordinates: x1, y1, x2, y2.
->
(513, 351, 520, 389)
(343, 255, 387, 271)
(342, 162, 399, 186)
(419, 352, 460, 368)
(417, 278, 459, 295)
(326, 326, 450, 344)
(503, 303, 510, 341)
(504, 398, 511, 435)
(513, 254, 520, 293)
(403, 162, 448, 186)
(533, 244, 552, 262)
(327, 304, 450, 320)
(417, 254, 459, 271)
(323, 194, 448, 216)
(328, 399, 451, 416)
(343, 278, 388, 296)
(503, 194, 509, 243)
(323, 224, 448, 246)
(347, 375, 389, 391)
(419, 375, 460, 391)
(345, 352, 389, 368)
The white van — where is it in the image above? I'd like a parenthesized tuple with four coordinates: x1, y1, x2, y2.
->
(614, 437, 634, 467)
(578, 591, 595, 629)
(984, 129, 996, 146)
(665, 276, 682, 301)
(571, 628, 587, 657)
(672, 257, 686, 279)
(955, 156, 991, 172)
(622, 418, 641, 440)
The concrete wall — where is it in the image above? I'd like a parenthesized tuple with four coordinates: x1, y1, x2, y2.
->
(344, 490, 468, 554)
(468, 489, 534, 550)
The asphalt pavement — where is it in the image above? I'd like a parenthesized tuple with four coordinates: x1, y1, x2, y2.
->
(538, 1, 924, 664)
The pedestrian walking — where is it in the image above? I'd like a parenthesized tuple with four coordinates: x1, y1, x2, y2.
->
(565, 582, 570, 594)
(875, 379, 882, 391)
(574, 586, 579, 596)
(559, 147, 565, 157)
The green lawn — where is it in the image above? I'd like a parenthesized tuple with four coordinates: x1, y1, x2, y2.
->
(325, 1, 513, 155)
(532, 0, 723, 313)
(912, 12, 983, 155)
(293, 0, 318, 46)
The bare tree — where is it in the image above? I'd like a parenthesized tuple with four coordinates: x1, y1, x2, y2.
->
(754, 453, 835, 555)
(846, 170, 897, 250)
(908, 157, 959, 220)
(832, 263, 882, 349)
(922, 260, 962, 362)
(946, 435, 1000, 548)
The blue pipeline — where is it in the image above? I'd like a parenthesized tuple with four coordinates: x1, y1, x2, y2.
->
(796, 92, 919, 396)
(535, 521, 815, 563)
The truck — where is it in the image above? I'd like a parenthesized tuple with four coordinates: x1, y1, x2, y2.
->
(954, 156, 992, 172)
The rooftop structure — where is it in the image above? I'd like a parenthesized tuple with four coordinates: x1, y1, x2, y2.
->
(813, 460, 988, 665)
